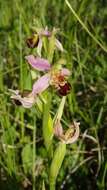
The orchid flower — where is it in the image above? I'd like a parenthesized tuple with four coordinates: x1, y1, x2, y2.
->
(10, 72, 51, 108)
(54, 120, 80, 144)
(10, 89, 36, 108)
(10, 55, 71, 108)
(25, 55, 71, 96)
(26, 27, 64, 56)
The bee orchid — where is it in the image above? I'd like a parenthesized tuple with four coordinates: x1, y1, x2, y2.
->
(10, 55, 71, 108)
(26, 27, 64, 56)
(25, 55, 71, 96)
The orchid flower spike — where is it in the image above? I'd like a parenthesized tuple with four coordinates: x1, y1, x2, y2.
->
(10, 89, 36, 108)
(26, 27, 64, 56)
(54, 120, 80, 144)
(25, 55, 71, 96)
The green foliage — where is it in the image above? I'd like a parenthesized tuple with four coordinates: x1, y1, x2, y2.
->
(0, 0, 107, 189)
(42, 93, 53, 154)
(49, 143, 66, 190)
(47, 33, 56, 63)
(21, 144, 33, 174)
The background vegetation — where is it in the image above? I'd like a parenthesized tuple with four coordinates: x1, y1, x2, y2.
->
(0, 0, 107, 189)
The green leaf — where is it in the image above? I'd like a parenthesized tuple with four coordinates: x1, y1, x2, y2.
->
(24, 71, 32, 90)
(43, 93, 53, 151)
(21, 144, 33, 174)
(42, 180, 46, 190)
(53, 96, 66, 123)
(2, 127, 17, 145)
(49, 143, 66, 190)
(44, 114, 53, 150)
(48, 33, 55, 63)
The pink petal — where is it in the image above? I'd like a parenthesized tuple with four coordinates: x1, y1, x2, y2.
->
(54, 120, 63, 137)
(21, 96, 36, 108)
(41, 27, 51, 37)
(25, 55, 51, 71)
(32, 74, 50, 94)
(61, 68, 71, 76)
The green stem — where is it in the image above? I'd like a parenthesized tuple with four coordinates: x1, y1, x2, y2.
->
(49, 143, 66, 190)
(19, 13, 23, 90)
(0, 55, 3, 91)
(19, 13, 24, 141)
(32, 115, 36, 190)
(50, 183, 55, 190)
(42, 93, 53, 157)
(53, 96, 66, 123)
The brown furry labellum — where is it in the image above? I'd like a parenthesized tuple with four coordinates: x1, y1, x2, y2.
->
(58, 82, 71, 96)
(12, 99, 22, 106)
(26, 34, 39, 48)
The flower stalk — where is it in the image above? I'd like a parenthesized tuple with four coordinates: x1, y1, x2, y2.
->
(9, 25, 80, 190)
(49, 142, 66, 190)
(42, 92, 53, 156)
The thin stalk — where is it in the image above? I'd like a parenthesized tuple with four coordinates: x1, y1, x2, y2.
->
(53, 96, 66, 123)
(75, 30, 85, 87)
(32, 115, 36, 190)
(0, 55, 3, 91)
(19, 13, 24, 140)
(42, 92, 53, 157)
(19, 13, 23, 90)
(49, 143, 66, 190)
(65, 0, 107, 53)
(50, 183, 55, 190)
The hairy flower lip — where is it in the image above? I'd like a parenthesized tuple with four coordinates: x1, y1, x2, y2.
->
(26, 27, 64, 56)
(26, 34, 39, 48)
(25, 55, 71, 96)
(58, 82, 71, 96)
(12, 99, 22, 106)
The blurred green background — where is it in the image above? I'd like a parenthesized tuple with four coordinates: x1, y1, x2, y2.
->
(0, 0, 107, 189)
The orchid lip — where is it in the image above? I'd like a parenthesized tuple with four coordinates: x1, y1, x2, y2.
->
(26, 34, 39, 48)
(12, 99, 22, 106)
(58, 82, 71, 96)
